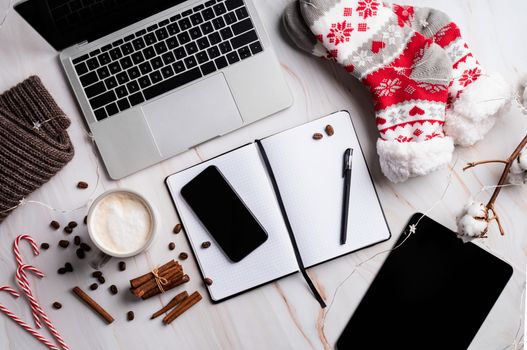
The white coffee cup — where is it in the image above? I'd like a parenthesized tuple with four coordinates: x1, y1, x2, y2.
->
(87, 189, 157, 261)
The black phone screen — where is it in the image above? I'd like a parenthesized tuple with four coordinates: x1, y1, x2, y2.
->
(181, 166, 268, 262)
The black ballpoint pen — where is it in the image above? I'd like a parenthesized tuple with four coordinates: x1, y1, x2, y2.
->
(340, 148, 353, 245)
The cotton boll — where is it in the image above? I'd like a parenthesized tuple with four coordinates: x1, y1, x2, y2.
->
(457, 215, 489, 237)
(520, 74, 527, 110)
(457, 201, 488, 237)
(518, 148, 527, 171)
(464, 201, 487, 219)
(510, 158, 525, 175)
(508, 172, 526, 185)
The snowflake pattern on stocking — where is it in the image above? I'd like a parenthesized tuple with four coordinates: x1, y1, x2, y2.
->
(459, 67, 482, 87)
(352, 49, 373, 67)
(388, 109, 406, 124)
(356, 0, 380, 20)
(327, 21, 354, 46)
(382, 24, 402, 45)
(428, 106, 444, 120)
(392, 5, 414, 27)
(374, 78, 401, 97)
(417, 82, 447, 93)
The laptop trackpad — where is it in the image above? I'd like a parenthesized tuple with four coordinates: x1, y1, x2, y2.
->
(142, 73, 243, 157)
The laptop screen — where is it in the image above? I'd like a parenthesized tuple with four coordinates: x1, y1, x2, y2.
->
(15, 0, 187, 51)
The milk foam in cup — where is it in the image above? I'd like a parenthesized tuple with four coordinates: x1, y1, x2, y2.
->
(87, 190, 157, 257)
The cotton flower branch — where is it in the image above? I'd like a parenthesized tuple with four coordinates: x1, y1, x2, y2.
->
(458, 134, 527, 238)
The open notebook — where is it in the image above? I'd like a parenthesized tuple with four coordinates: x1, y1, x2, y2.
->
(166, 111, 391, 304)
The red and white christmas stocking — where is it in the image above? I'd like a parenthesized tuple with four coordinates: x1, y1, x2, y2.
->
(283, 2, 512, 147)
(299, 0, 454, 183)
(390, 4, 512, 146)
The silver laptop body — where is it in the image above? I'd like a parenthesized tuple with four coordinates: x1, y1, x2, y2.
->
(16, 0, 292, 179)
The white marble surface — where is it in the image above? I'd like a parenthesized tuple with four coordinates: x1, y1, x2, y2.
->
(0, 0, 526, 349)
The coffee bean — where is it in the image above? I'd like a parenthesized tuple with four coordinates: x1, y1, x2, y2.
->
(40, 243, 50, 250)
(80, 243, 92, 252)
(83, 215, 88, 225)
(201, 241, 211, 249)
(325, 124, 335, 136)
(50, 221, 60, 230)
(74, 236, 81, 246)
(173, 224, 182, 234)
(89, 283, 98, 291)
(65, 263, 73, 272)
(77, 181, 89, 189)
(98, 276, 106, 284)
(204, 278, 213, 286)
(118, 261, 126, 271)
(178, 252, 188, 260)
(127, 311, 135, 321)
(92, 271, 103, 278)
(313, 133, 323, 140)
(58, 240, 69, 248)
(57, 268, 67, 275)
(109, 285, 118, 295)
(64, 226, 73, 234)
(68, 221, 78, 228)
(76, 248, 86, 259)
(168, 242, 175, 251)
(52, 302, 62, 310)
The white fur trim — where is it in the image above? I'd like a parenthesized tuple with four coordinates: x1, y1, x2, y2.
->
(444, 109, 497, 147)
(445, 72, 512, 146)
(452, 72, 512, 122)
(376, 137, 454, 183)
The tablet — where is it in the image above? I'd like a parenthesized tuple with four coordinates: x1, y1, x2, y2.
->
(337, 213, 513, 350)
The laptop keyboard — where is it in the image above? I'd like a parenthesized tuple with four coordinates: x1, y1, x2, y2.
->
(71, 0, 263, 121)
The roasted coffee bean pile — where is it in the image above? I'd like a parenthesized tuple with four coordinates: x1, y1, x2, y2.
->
(57, 262, 74, 275)
(313, 124, 336, 140)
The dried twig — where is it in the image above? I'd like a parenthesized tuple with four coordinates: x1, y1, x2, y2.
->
(464, 134, 527, 237)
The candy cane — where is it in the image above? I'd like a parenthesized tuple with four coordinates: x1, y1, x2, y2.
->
(0, 286, 59, 350)
(16, 265, 69, 350)
(13, 234, 42, 328)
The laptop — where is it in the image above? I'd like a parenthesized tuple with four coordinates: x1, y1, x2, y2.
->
(15, 0, 293, 179)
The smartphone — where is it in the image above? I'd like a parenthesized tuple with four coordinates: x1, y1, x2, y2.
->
(181, 166, 268, 262)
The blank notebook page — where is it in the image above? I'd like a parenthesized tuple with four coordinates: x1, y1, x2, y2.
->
(166, 144, 299, 301)
(260, 111, 391, 267)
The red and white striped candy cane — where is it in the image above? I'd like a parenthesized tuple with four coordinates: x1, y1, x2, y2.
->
(0, 285, 59, 350)
(13, 234, 42, 328)
(16, 265, 69, 350)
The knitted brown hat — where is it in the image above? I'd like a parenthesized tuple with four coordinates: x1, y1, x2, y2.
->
(0, 76, 75, 223)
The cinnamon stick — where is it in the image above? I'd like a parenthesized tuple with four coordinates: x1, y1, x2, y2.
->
(142, 274, 190, 300)
(72, 287, 114, 324)
(129, 260, 179, 288)
(151, 291, 189, 319)
(163, 291, 202, 325)
(132, 268, 184, 298)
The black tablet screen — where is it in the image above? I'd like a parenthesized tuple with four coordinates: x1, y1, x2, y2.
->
(337, 214, 512, 350)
